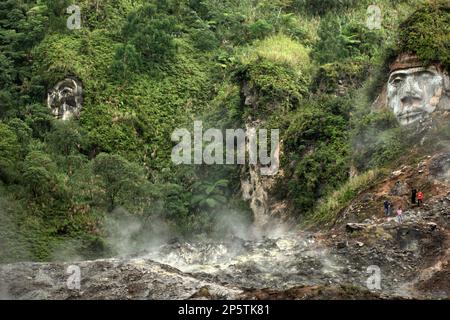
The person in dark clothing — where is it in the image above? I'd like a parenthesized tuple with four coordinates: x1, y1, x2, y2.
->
(388, 201, 393, 216)
(383, 200, 389, 216)
(411, 188, 417, 204)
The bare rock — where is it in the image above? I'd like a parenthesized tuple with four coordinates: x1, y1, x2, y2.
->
(389, 181, 410, 196)
(346, 223, 367, 233)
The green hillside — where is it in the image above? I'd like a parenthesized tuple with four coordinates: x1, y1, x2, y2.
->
(0, 0, 448, 262)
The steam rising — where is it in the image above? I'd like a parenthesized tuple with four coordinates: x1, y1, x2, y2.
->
(104, 207, 172, 257)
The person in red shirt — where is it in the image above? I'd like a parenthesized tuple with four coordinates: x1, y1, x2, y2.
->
(417, 191, 423, 207)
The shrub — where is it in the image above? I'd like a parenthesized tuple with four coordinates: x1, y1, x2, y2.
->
(191, 28, 219, 51)
(0, 122, 20, 181)
(273, 96, 352, 215)
(351, 110, 403, 171)
(312, 59, 369, 94)
(292, 0, 359, 16)
(92, 153, 145, 211)
(313, 14, 384, 64)
(240, 34, 311, 72)
(398, 1, 450, 70)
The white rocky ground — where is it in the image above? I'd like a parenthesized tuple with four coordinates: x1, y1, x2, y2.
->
(0, 154, 448, 300)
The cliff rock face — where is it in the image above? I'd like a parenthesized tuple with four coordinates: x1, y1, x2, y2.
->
(239, 81, 289, 227)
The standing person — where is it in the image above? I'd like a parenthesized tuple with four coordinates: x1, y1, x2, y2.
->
(397, 206, 403, 224)
(411, 188, 417, 204)
(388, 201, 393, 216)
(383, 200, 389, 216)
(417, 191, 423, 207)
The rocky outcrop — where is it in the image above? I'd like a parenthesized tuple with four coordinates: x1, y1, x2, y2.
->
(239, 82, 290, 227)
(345, 223, 368, 233)
(429, 153, 450, 182)
(389, 181, 410, 196)
(325, 152, 450, 299)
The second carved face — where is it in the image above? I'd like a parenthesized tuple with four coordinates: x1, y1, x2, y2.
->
(47, 78, 83, 120)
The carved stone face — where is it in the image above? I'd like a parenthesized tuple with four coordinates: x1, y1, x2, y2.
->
(47, 78, 83, 120)
(387, 66, 446, 125)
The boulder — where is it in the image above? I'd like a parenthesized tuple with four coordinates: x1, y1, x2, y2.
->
(426, 222, 438, 231)
(336, 241, 347, 249)
(346, 223, 367, 233)
(429, 153, 450, 181)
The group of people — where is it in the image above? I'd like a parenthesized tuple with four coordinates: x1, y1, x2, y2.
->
(411, 188, 423, 206)
(383, 200, 403, 223)
(383, 187, 424, 224)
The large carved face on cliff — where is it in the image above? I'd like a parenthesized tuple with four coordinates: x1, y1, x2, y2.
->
(387, 55, 449, 126)
(387, 66, 445, 125)
(47, 78, 83, 120)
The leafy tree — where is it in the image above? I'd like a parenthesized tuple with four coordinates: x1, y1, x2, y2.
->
(44, 121, 89, 176)
(111, 43, 142, 79)
(0, 0, 50, 115)
(114, 3, 180, 74)
(191, 179, 229, 211)
(0, 52, 15, 116)
(313, 14, 383, 64)
(351, 110, 402, 171)
(23, 103, 53, 138)
(22, 150, 59, 198)
(45, 120, 85, 157)
(0, 122, 20, 181)
(275, 96, 351, 214)
(2, 119, 32, 170)
(238, 59, 308, 118)
(92, 153, 145, 211)
(248, 19, 273, 40)
(65, 161, 100, 208)
(398, 1, 450, 70)
(155, 183, 190, 222)
(6, 118, 32, 145)
(191, 28, 219, 51)
(42, 0, 71, 32)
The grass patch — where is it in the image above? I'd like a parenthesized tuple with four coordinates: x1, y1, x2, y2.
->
(301, 169, 383, 229)
(239, 34, 311, 72)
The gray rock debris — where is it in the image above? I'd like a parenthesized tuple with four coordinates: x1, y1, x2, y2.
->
(0, 258, 241, 300)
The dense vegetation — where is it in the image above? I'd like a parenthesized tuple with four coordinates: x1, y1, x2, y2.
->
(0, 0, 446, 262)
(398, 0, 450, 70)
